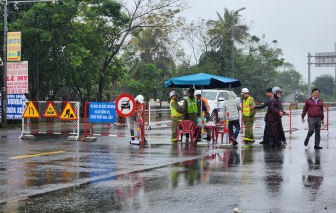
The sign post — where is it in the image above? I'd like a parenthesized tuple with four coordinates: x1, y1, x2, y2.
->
(307, 52, 336, 97)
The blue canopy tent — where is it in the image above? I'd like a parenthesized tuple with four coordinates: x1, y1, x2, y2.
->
(165, 73, 241, 143)
(164, 73, 241, 89)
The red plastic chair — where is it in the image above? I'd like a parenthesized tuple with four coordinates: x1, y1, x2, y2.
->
(177, 120, 194, 142)
(216, 121, 231, 142)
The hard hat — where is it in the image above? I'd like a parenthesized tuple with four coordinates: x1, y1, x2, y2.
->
(188, 87, 195, 94)
(241, 88, 249, 95)
(272, 87, 282, 95)
(170, 91, 177, 97)
(135, 95, 144, 103)
(195, 90, 202, 96)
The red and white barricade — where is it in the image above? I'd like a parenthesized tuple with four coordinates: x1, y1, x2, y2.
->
(81, 102, 145, 144)
(146, 101, 171, 129)
(289, 103, 329, 134)
(20, 101, 80, 140)
(240, 103, 291, 133)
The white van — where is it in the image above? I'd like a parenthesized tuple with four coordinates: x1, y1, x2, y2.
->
(179, 89, 240, 124)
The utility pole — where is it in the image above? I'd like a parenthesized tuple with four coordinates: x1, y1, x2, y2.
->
(308, 53, 311, 98)
(335, 43, 336, 101)
(3, 0, 8, 125)
(2, 0, 61, 125)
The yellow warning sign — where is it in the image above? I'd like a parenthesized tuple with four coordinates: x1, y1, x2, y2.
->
(22, 102, 41, 118)
(59, 102, 77, 120)
(43, 102, 59, 117)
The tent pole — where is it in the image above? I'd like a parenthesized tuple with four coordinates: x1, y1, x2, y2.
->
(201, 86, 204, 143)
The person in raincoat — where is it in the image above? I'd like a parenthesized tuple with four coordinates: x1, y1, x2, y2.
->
(267, 87, 287, 147)
(129, 95, 147, 143)
(223, 91, 241, 145)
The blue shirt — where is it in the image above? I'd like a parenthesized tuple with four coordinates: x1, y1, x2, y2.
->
(312, 96, 319, 104)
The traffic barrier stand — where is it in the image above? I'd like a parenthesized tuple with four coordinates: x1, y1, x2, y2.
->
(146, 101, 171, 129)
(81, 102, 146, 145)
(290, 103, 329, 134)
(20, 101, 80, 140)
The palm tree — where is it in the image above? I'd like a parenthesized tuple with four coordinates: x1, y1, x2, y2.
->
(207, 8, 249, 51)
(206, 8, 250, 76)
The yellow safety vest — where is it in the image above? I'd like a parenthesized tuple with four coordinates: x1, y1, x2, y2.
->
(170, 99, 183, 116)
(186, 97, 198, 113)
(243, 97, 252, 116)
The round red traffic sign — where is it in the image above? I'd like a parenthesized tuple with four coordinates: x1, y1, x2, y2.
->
(116, 94, 136, 117)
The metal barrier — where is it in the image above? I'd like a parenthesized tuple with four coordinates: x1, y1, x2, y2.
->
(290, 103, 329, 134)
(146, 101, 171, 129)
(20, 101, 80, 140)
(81, 102, 145, 144)
(145, 101, 223, 130)
(240, 103, 291, 133)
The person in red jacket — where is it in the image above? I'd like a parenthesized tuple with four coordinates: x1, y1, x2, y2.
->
(301, 88, 324, 149)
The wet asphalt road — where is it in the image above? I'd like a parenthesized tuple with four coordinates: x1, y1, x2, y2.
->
(1, 112, 336, 212)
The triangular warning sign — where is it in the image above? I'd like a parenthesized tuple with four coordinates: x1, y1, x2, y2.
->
(43, 102, 59, 117)
(59, 102, 78, 120)
(22, 102, 41, 118)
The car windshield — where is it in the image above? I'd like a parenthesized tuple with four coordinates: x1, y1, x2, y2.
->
(200, 91, 217, 101)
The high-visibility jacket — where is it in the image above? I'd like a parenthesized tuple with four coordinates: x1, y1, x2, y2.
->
(170, 99, 183, 116)
(200, 97, 210, 114)
(186, 97, 198, 113)
(243, 97, 253, 116)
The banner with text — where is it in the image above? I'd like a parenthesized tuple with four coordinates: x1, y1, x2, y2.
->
(7, 94, 25, 119)
(7, 61, 28, 94)
(89, 102, 116, 123)
(7, 31, 21, 61)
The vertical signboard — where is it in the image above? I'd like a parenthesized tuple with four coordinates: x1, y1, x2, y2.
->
(7, 94, 25, 119)
(7, 61, 28, 94)
(7, 31, 21, 61)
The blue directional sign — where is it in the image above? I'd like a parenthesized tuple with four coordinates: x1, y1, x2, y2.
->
(7, 94, 25, 119)
(89, 102, 116, 123)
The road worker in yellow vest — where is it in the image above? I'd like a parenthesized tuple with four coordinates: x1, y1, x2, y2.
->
(241, 88, 256, 142)
(183, 87, 200, 141)
(170, 91, 185, 142)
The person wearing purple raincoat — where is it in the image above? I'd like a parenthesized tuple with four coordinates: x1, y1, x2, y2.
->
(267, 87, 287, 147)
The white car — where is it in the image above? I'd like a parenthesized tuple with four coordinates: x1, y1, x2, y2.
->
(179, 89, 240, 123)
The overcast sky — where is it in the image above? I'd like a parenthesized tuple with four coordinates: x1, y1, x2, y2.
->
(181, 0, 336, 83)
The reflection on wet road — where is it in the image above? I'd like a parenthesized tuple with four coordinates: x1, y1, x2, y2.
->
(0, 117, 336, 212)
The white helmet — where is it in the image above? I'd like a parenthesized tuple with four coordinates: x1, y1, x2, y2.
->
(272, 87, 282, 95)
(135, 95, 144, 103)
(195, 90, 202, 96)
(241, 88, 249, 95)
(170, 91, 177, 97)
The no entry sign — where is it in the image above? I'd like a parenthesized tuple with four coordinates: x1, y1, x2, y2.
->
(116, 94, 136, 117)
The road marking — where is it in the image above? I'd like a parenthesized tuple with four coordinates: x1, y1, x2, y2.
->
(146, 138, 162, 141)
(10, 151, 65, 159)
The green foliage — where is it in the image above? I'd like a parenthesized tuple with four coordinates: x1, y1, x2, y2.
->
(313, 74, 335, 99)
(276, 63, 304, 95)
